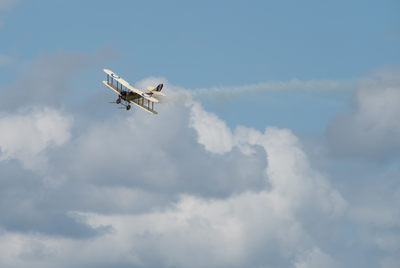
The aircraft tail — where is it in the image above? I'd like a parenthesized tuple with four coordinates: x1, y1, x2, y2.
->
(147, 84, 165, 96)
(155, 84, 163, 92)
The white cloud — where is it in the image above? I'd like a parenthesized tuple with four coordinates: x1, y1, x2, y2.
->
(2, 60, 399, 267)
(0, 107, 72, 170)
(0, 97, 347, 268)
(190, 101, 346, 216)
(327, 68, 400, 160)
(294, 247, 338, 268)
(189, 101, 234, 154)
(66, 102, 345, 267)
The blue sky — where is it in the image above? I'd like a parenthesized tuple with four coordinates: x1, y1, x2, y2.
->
(1, 0, 399, 135)
(3, 0, 399, 84)
(1, 1, 400, 268)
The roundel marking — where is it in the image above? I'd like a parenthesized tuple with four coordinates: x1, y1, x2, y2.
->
(111, 73, 120, 79)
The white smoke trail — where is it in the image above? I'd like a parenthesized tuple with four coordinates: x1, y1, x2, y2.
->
(138, 77, 357, 104)
(189, 78, 356, 99)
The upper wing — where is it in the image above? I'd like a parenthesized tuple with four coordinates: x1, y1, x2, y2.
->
(102, 81, 121, 95)
(103, 69, 159, 103)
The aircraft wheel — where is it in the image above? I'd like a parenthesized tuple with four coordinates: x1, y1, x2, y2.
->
(126, 105, 131, 111)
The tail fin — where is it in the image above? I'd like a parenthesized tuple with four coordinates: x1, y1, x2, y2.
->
(156, 84, 163, 92)
(146, 84, 165, 96)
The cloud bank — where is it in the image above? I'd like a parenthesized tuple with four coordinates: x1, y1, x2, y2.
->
(0, 107, 72, 171)
(327, 68, 400, 160)
(0, 99, 345, 268)
(0, 52, 399, 267)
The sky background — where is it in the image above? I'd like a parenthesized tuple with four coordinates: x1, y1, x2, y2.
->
(0, 0, 400, 267)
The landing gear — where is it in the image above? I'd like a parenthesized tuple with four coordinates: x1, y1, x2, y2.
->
(109, 96, 132, 111)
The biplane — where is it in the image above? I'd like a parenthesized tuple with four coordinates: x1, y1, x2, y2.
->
(102, 69, 165, 114)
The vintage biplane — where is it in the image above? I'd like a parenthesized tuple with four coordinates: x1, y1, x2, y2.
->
(102, 69, 165, 114)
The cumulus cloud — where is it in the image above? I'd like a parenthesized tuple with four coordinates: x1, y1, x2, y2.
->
(294, 247, 338, 268)
(75, 164, 343, 267)
(327, 68, 400, 160)
(0, 107, 72, 171)
(345, 167, 400, 268)
(0, 106, 386, 268)
(1, 52, 398, 267)
(190, 102, 346, 217)
(0, 95, 346, 267)
(189, 101, 234, 154)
